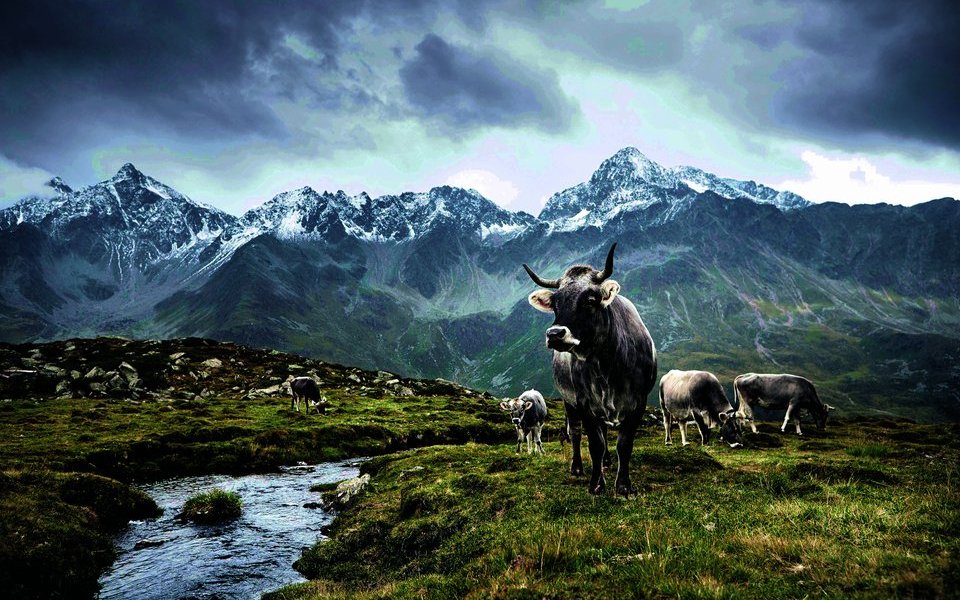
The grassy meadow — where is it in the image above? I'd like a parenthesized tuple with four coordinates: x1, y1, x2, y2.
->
(0, 337, 958, 598)
(274, 420, 960, 599)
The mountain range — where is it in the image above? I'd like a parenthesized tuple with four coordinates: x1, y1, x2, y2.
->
(2, 147, 958, 420)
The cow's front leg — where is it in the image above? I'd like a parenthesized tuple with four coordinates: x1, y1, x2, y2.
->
(692, 412, 710, 446)
(585, 417, 607, 494)
(663, 412, 673, 446)
(534, 424, 544, 455)
(749, 419, 758, 434)
(794, 415, 803, 436)
(516, 427, 523, 453)
(568, 420, 585, 476)
(614, 416, 640, 496)
(527, 429, 534, 454)
(601, 422, 612, 470)
(679, 420, 690, 446)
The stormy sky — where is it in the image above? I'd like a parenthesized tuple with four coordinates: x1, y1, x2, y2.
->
(1, 0, 958, 214)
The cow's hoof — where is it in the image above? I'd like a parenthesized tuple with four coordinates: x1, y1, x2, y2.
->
(589, 482, 606, 495)
(571, 467, 585, 477)
(682, 442, 690, 447)
(616, 483, 636, 497)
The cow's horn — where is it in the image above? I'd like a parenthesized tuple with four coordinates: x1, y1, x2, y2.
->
(594, 243, 617, 282)
(523, 264, 560, 289)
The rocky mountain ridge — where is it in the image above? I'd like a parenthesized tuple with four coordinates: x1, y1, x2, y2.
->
(2, 150, 959, 421)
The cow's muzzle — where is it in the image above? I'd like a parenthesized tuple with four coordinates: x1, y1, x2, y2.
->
(545, 326, 580, 351)
(512, 417, 521, 425)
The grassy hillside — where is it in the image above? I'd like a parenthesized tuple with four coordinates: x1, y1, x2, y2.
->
(0, 337, 512, 599)
(272, 420, 960, 599)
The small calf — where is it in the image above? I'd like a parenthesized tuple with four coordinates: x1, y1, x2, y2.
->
(500, 389, 548, 455)
(290, 376, 326, 415)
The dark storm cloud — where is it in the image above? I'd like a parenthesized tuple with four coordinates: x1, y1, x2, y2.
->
(399, 34, 578, 134)
(770, 0, 960, 150)
(0, 0, 445, 165)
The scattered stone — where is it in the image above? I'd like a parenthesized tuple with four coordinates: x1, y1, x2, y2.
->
(70, 370, 82, 380)
(55, 380, 72, 397)
(169, 352, 186, 360)
(386, 379, 400, 385)
(321, 474, 371, 511)
(398, 386, 414, 397)
(303, 502, 324, 509)
(202, 358, 223, 369)
(347, 374, 361, 383)
(84, 366, 106, 380)
(118, 362, 138, 383)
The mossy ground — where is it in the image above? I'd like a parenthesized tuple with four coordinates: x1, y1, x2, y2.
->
(179, 488, 243, 524)
(0, 337, 512, 599)
(271, 419, 960, 599)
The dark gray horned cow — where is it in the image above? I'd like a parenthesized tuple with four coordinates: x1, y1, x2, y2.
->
(659, 370, 743, 448)
(524, 243, 657, 496)
(290, 376, 326, 415)
(734, 373, 833, 435)
(499, 389, 548, 454)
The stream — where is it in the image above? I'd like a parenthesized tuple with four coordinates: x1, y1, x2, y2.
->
(97, 459, 362, 600)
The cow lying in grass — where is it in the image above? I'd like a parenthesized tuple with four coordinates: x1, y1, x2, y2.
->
(500, 390, 548, 455)
(290, 377, 327, 415)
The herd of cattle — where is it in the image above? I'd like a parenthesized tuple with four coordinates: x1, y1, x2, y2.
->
(284, 242, 833, 497)
(504, 243, 835, 496)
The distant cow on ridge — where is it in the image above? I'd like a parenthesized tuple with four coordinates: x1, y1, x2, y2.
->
(734, 373, 832, 435)
(290, 376, 326, 415)
(524, 243, 657, 496)
(659, 369, 743, 448)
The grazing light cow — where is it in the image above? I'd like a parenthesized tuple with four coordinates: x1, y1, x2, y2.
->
(500, 389, 548, 454)
(524, 243, 657, 496)
(290, 376, 326, 415)
(734, 373, 833, 435)
(659, 370, 743, 448)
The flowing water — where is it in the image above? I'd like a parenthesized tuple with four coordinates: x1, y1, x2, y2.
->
(97, 459, 362, 600)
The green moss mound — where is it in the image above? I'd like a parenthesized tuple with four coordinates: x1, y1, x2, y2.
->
(178, 489, 243, 524)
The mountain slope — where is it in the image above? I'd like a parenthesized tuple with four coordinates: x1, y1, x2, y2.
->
(1, 151, 958, 420)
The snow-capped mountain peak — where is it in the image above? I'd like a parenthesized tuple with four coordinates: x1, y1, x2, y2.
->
(539, 147, 811, 230)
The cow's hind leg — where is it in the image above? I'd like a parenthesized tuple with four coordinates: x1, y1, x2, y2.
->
(679, 419, 690, 446)
(526, 429, 534, 454)
(516, 428, 523, 453)
(663, 412, 673, 446)
(781, 407, 793, 433)
(534, 424, 544, 455)
(601, 422, 612, 470)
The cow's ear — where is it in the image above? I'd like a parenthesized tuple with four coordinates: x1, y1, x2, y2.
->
(825, 404, 834, 412)
(600, 280, 620, 307)
(523, 401, 533, 410)
(719, 412, 730, 423)
(528, 290, 554, 313)
(499, 401, 510, 411)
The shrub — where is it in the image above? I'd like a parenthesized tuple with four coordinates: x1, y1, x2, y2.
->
(178, 489, 242, 524)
